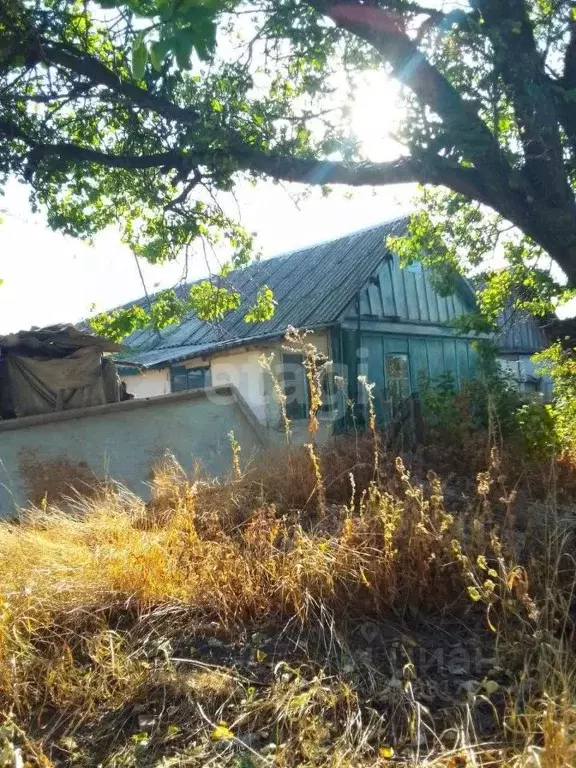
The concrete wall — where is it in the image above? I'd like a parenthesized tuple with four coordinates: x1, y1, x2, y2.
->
(120, 368, 170, 399)
(0, 386, 265, 516)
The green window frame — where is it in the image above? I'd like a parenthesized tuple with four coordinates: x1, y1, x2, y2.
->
(280, 354, 334, 421)
(385, 353, 411, 402)
(281, 353, 308, 420)
(171, 365, 211, 392)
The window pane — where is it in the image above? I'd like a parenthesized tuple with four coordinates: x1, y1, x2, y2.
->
(171, 365, 210, 392)
(385, 354, 411, 401)
(171, 366, 188, 392)
(187, 367, 209, 390)
(320, 369, 334, 414)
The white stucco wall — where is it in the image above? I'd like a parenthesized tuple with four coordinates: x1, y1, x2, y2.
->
(120, 369, 171, 399)
(209, 330, 331, 435)
(210, 347, 269, 424)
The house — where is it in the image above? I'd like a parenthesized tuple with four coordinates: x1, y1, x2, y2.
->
(495, 304, 551, 395)
(113, 219, 550, 439)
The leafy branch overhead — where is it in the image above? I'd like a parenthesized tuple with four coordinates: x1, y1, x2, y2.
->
(90, 282, 275, 342)
(3, 0, 576, 330)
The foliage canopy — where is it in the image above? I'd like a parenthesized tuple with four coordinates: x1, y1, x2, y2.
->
(3, 0, 576, 330)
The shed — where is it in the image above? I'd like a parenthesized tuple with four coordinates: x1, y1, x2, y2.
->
(0, 325, 124, 419)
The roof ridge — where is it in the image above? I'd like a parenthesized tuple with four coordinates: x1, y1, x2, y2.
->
(102, 217, 409, 360)
(101, 217, 408, 318)
(269, 215, 408, 262)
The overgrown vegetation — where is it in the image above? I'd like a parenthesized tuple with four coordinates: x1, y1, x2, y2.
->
(419, 341, 576, 472)
(1, 441, 576, 767)
(1, 344, 576, 766)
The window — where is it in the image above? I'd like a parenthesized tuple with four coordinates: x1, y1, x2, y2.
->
(385, 353, 411, 401)
(171, 365, 211, 392)
(281, 353, 308, 420)
(320, 368, 335, 415)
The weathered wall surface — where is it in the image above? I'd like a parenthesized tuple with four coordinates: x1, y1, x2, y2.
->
(113, 332, 337, 447)
(211, 347, 268, 424)
(209, 332, 332, 436)
(0, 387, 265, 516)
(120, 369, 170, 399)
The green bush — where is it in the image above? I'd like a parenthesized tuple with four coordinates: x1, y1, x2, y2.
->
(533, 343, 576, 452)
(419, 342, 559, 460)
(514, 401, 557, 459)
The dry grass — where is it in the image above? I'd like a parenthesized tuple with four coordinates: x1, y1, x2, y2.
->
(18, 449, 105, 507)
(0, 437, 575, 768)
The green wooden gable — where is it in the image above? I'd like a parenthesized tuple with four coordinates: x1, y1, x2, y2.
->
(331, 253, 482, 421)
(340, 253, 476, 326)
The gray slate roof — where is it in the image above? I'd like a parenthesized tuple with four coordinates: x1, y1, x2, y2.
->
(470, 277, 550, 354)
(117, 218, 408, 368)
(496, 305, 549, 354)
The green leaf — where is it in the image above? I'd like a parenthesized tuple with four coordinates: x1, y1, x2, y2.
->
(126, 0, 158, 17)
(149, 290, 186, 329)
(90, 305, 150, 342)
(189, 283, 242, 320)
(235, 757, 256, 768)
(244, 286, 275, 322)
(149, 40, 170, 72)
(131, 36, 148, 80)
(194, 35, 215, 62)
(173, 32, 193, 69)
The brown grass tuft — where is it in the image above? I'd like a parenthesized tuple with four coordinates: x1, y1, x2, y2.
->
(1, 440, 575, 766)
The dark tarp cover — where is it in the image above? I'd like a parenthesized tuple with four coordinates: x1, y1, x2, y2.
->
(0, 325, 124, 418)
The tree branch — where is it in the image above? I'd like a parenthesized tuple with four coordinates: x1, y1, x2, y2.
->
(9, 4, 501, 209)
(0, 112, 496, 206)
(322, 2, 512, 189)
(476, 0, 572, 209)
(317, 1, 576, 281)
(27, 40, 201, 127)
(235, 149, 495, 203)
(28, 144, 181, 171)
(0, 118, 182, 172)
(360, 1, 447, 22)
